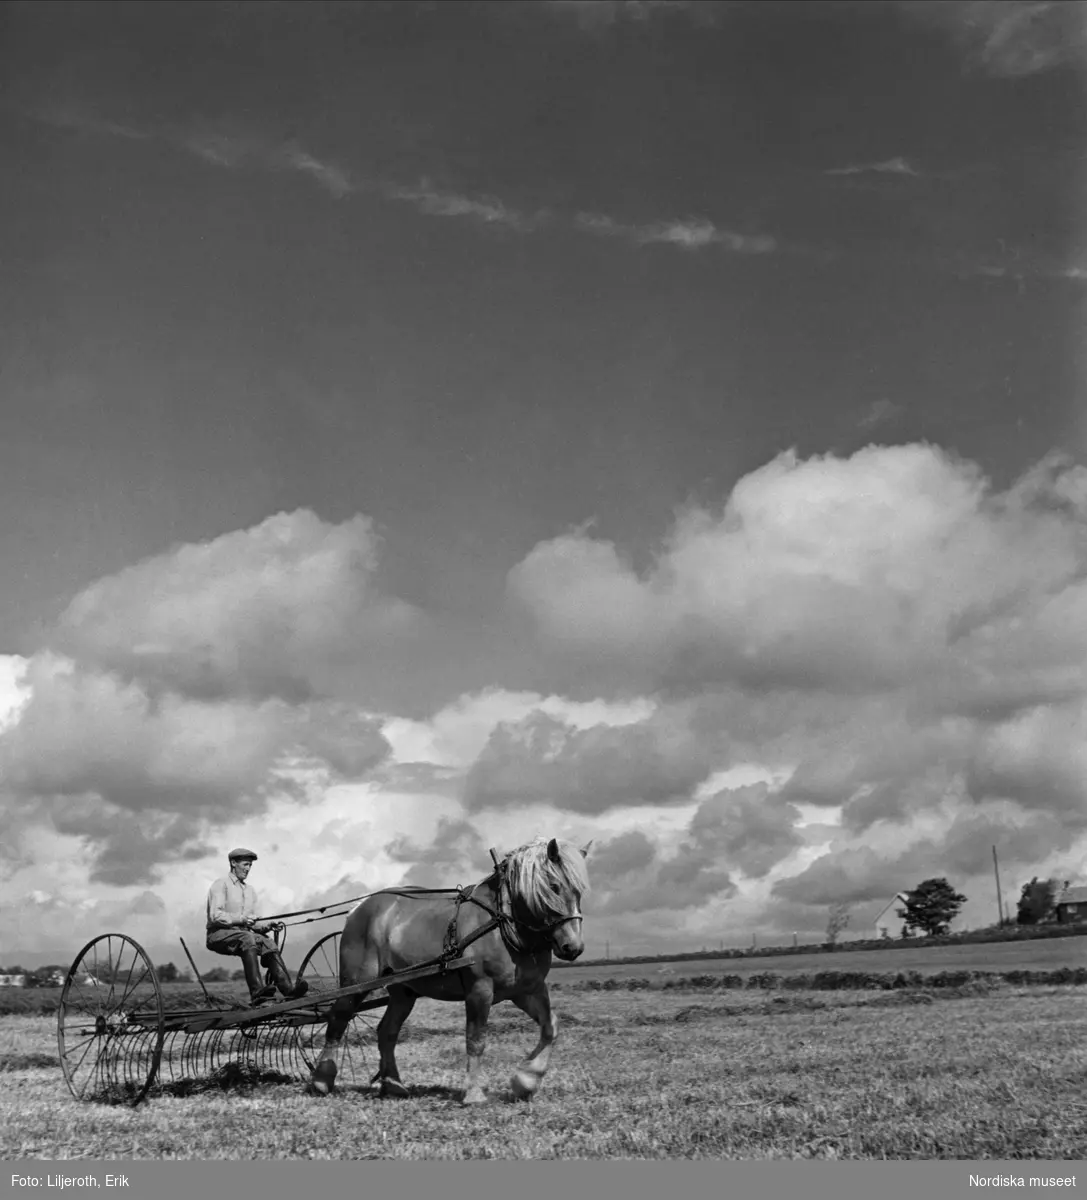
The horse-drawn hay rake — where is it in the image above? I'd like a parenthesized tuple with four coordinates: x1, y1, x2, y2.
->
(56, 929, 469, 1106)
(58, 837, 591, 1108)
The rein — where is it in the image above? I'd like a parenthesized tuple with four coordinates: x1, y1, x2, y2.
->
(256, 852, 582, 961)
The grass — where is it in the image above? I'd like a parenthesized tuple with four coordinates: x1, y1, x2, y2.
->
(4, 981, 1087, 1159)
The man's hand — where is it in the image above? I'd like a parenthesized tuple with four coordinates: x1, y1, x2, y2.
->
(240, 916, 257, 929)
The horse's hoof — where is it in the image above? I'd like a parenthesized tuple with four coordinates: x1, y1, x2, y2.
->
(462, 1089, 488, 1106)
(379, 1078, 410, 1099)
(308, 1061, 337, 1096)
(510, 1069, 540, 1100)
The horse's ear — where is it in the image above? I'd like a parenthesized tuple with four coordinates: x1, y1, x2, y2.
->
(547, 837, 561, 862)
(580, 840, 593, 859)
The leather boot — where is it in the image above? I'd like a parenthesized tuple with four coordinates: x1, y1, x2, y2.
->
(262, 951, 308, 999)
(241, 948, 276, 1005)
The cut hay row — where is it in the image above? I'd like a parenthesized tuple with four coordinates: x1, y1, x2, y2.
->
(556, 965, 1087, 993)
(4, 965, 1085, 1018)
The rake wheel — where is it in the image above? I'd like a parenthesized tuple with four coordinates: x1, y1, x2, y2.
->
(57, 933, 165, 1107)
(294, 930, 383, 1090)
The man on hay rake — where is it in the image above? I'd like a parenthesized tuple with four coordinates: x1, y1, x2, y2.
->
(206, 847, 309, 1006)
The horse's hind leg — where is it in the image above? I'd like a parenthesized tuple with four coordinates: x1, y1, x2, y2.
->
(308, 996, 356, 1096)
(509, 984, 557, 1100)
(374, 987, 416, 1099)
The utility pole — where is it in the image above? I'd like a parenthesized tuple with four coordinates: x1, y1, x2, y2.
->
(993, 845, 1005, 926)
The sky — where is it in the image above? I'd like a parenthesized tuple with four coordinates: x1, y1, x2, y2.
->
(2, 0, 1087, 971)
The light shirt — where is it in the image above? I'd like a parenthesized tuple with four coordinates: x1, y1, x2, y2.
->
(206, 873, 260, 933)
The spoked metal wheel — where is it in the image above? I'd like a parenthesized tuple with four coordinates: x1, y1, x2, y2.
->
(294, 930, 384, 1090)
(57, 933, 165, 1106)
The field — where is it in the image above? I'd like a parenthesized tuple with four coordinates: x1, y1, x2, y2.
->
(553, 932, 1087, 983)
(3, 975, 1087, 1159)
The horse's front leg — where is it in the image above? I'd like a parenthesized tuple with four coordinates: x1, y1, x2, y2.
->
(509, 983, 557, 1100)
(308, 996, 355, 1095)
(462, 977, 494, 1105)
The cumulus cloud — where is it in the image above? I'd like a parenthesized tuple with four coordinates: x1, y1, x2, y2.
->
(497, 443, 1087, 938)
(1, 654, 291, 812)
(53, 509, 424, 703)
(508, 444, 1087, 701)
(585, 825, 736, 917)
(0, 654, 391, 884)
(0, 509, 408, 888)
(11, 441, 1087, 958)
(690, 784, 804, 879)
(384, 687, 655, 770)
(463, 707, 720, 814)
(385, 816, 493, 886)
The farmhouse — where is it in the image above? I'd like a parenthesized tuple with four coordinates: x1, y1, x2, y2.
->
(873, 894, 909, 939)
(0, 974, 27, 988)
(1054, 883, 1087, 925)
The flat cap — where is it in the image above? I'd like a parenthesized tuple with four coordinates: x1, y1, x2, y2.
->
(228, 847, 259, 861)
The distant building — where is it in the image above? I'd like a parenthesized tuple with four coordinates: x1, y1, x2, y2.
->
(874, 894, 910, 939)
(1054, 883, 1087, 925)
(0, 974, 27, 988)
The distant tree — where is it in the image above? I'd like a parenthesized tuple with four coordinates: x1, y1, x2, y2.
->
(176, 971, 192, 984)
(1016, 877, 1059, 926)
(825, 902, 852, 946)
(231, 970, 246, 982)
(901, 878, 967, 937)
(201, 967, 230, 983)
(157, 962, 180, 982)
(25, 965, 63, 987)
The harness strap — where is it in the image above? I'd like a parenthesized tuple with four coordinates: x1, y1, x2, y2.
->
(258, 861, 580, 958)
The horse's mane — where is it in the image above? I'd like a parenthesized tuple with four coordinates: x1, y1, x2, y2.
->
(500, 836, 590, 922)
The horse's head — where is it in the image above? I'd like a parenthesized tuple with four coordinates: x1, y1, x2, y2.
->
(505, 836, 592, 961)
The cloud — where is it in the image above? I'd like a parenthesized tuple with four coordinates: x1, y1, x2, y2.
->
(3, 889, 170, 967)
(894, 0, 1087, 78)
(689, 783, 804, 880)
(0, 508, 407, 889)
(825, 157, 921, 178)
(53, 509, 424, 704)
(858, 398, 906, 430)
(280, 142, 353, 197)
(463, 706, 721, 814)
(585, 823, 737, 917)
(11, 442, 1087, 958)
(544, 0, 721, 29)
(574, 212, 776, 254)
(33, 107, 779, 256)
(0, 654, 315, 883)
(383, 687, 655, 770)
(772, 796, 1083, 911)
(508, 444, 1087, 699)
(498, 443, 1087, 940)
(384, 816, 493, 886)
(1, 655, 291, 812)
(549, 1, 1087, 78)
(380, 180, 549, 232)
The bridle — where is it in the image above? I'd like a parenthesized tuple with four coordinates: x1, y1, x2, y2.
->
(402, 859, 583, 961)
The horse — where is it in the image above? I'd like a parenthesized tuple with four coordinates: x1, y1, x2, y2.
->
(308, 835, 591, 1105)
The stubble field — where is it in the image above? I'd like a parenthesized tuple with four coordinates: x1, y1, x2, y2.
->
(3, 979, 1087, 1160)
